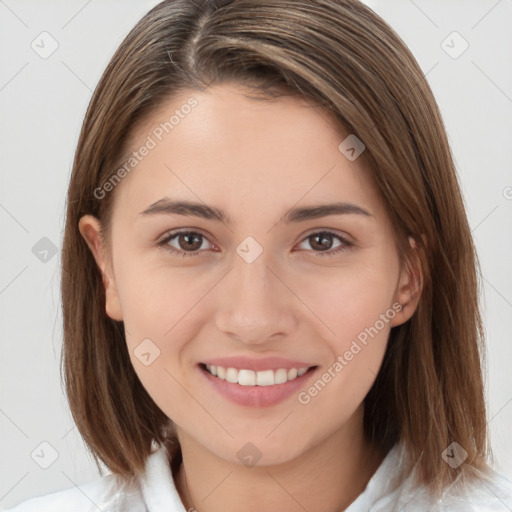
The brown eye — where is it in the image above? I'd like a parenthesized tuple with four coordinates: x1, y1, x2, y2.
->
(309, 232, 337, 251)
(175, 233, 203, 251)
(297, 231, 352, 257)
(158, 231, 213, 257)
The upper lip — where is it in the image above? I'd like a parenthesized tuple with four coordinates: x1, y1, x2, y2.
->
(200, 356, 317, 372)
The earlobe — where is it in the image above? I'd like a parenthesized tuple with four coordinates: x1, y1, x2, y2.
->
(390, 237, 424, 327)
(78, 215, 123, 322)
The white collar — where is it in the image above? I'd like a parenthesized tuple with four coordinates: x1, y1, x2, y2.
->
(139, 443, 186, 512)
(137, 442, 404, 512)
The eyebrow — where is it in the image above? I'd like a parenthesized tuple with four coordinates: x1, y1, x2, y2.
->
(138, 198, 372, 225)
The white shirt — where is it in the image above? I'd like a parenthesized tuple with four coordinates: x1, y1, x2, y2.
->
(3, 441, 511, 511)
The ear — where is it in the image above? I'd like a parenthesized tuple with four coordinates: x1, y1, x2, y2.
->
(78, 215, 123, 322)
(390, 236, 424, 327)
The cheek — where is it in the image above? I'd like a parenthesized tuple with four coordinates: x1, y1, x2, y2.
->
(115, 260, 203, 421)
(114, 259, 213, 386)
(314, 278, 393, 387)
(297, 253, 399, 339)
(294, 267, 395, 427)
(114, 252, 200, 333)
(293, 256, 397, 400)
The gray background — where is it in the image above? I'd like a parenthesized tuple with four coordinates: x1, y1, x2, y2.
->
(1, 0, 511, 508)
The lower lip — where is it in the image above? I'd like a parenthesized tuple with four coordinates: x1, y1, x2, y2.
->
(198, 364, 319, 407)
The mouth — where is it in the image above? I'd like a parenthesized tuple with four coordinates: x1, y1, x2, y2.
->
(197, 361, 319, 407)
(199, 362, 318, 386)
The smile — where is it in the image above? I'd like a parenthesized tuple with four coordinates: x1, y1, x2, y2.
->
(203, 363, 312, 386)
(198, 363, 319, 407)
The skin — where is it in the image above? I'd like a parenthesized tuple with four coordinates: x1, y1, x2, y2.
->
(79, 83, 422, 512)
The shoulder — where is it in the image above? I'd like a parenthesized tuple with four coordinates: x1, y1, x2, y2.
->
(1, 472, 144, 512)
(2, 443, 184, 512)
(436, 469, 512, 512)
(348, 442, 512, 512)
(393, 466, 512, 512)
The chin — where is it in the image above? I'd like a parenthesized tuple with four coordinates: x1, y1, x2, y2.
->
(210, 432, 316, 469)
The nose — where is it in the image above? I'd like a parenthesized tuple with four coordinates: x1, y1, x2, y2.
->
(214, 251, 297, 345)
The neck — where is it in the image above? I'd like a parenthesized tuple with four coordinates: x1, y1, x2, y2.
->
(172, 406, 385, 512)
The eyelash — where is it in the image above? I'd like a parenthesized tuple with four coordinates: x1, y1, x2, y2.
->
(156, 230, 353, 258)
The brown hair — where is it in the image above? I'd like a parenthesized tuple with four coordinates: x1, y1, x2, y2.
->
(61, 0, 490, 495)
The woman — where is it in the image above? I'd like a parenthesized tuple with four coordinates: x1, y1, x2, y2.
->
(5, 0, 511, 510)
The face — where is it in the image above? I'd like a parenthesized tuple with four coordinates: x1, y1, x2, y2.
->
(80, 83, 420, 467)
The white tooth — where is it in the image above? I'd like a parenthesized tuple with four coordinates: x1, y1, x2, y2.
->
(226, 367, 238, 384)
(238, 369, 256, 386)
(274, 368, 288, 384)
(287, 368, 298, 380)
(217, 366, 226, 380)
(211, 366, 308, 385)
(256, 369, 275, 386)
(206, 364, 211, 371)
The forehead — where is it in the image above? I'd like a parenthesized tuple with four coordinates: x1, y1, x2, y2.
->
(109, 83, 381, 222)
